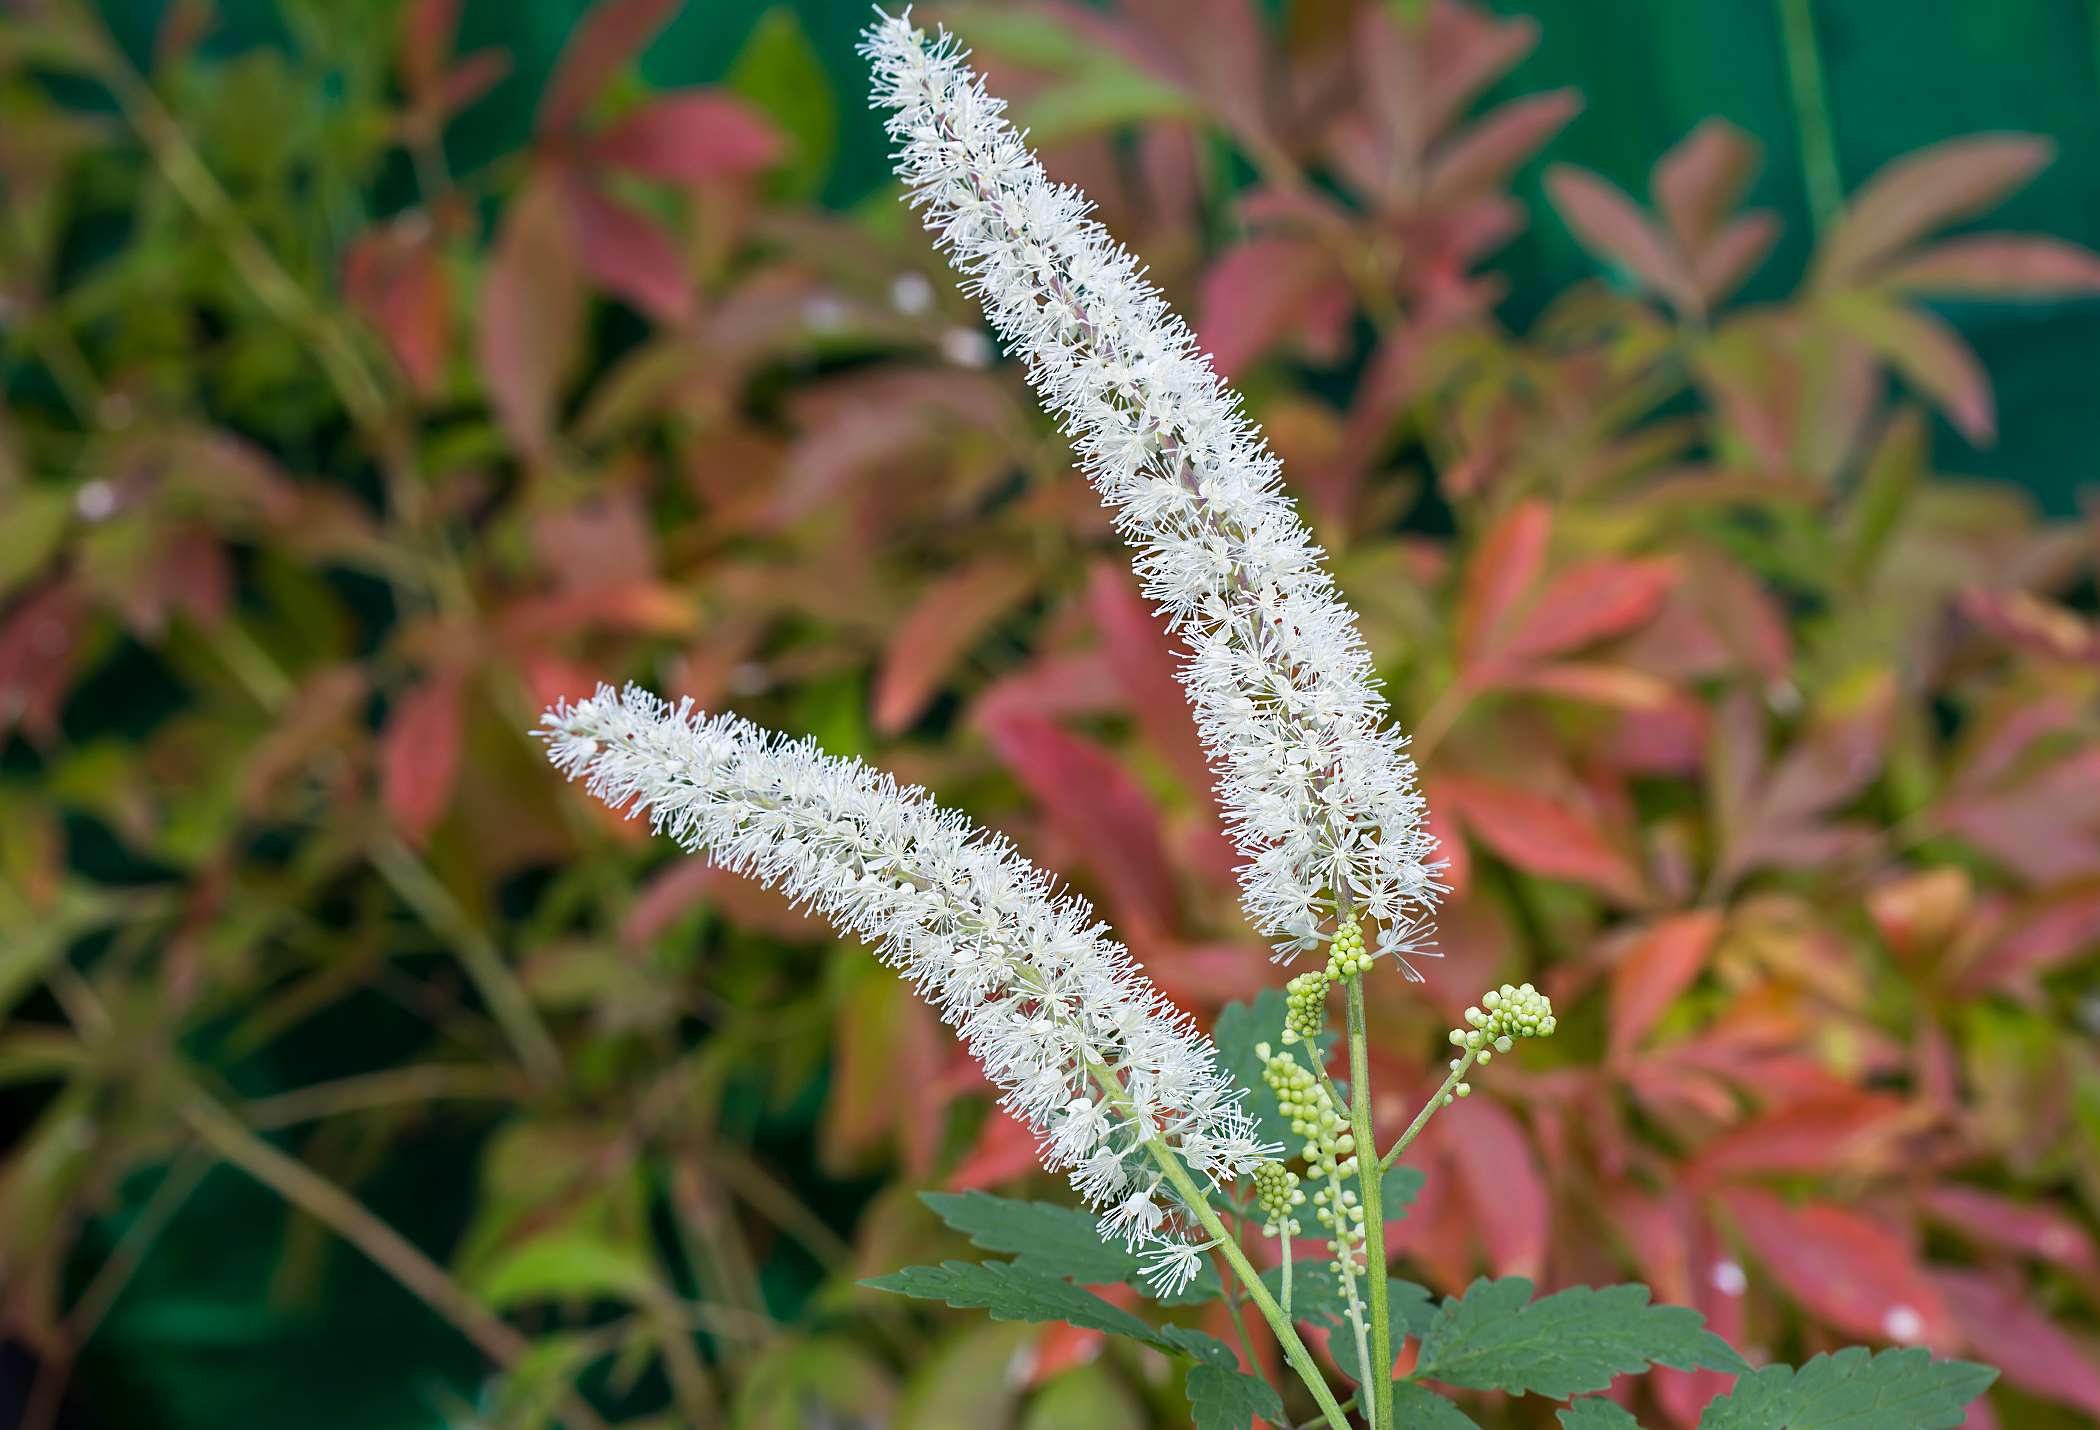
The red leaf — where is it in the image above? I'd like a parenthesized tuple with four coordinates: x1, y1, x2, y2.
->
(1691, 1092, 1909, 1182)
(1933, 1267, 2100, 1416)
(1937, 746, 2100, 886)
(479, 175, 586, 459)
(1436, 772, 1646, 904)
(593, 91, 782, 184)
(1455, 499, 1552, 671)
(537, 0, 680, 133)
(872, 558, 1037, 735)
(560, 172, 691, 322)
(1425, 90, 1581, 204)
(1959, 886, 2100, 995)
(1721, 1189, 1955, 1348)
(983, 710, 1180, 935)
(1086, 562, 1214, 805)
(1820, 135, 2053, 283)
(1653, 119, 1760, 252)
(399, 0, 462, 101)
(947, 1107, 1040, 1191)
(1918, 1184, 2100, 1278)
(1445, 1097, 1547, 1279)
(343, 220, 450, 394)
(381, 671, 465, 844)
(1609, 910, 1720, 1057)
(1546, 165, 1700, 312)
(0, 582, 86, 743)
(1490, 556, 1677, 673)
(1694, 213, 1779, 306)
(1196, 235, 1350, 376)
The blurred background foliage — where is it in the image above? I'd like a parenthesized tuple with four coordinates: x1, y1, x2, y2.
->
(1, 0, 2098, 1426)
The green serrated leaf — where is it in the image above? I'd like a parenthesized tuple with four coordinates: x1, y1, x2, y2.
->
(1187, 1363, 1284, 1430)
(1392, 1381, 1482, 1428)
(1414, 1278, 1747, 1399)
(919, 1190, 1138, 1284)
(1162, 1325, 1240, 1369)
(863, 1261, 1166, 1347)
(1561, 1398, 1642, 1428)
(1697, 1347, 1996, 1430)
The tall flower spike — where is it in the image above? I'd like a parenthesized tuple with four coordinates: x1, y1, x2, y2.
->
(864, 12, 1441, 969)
(540, 685, 1267, 1274)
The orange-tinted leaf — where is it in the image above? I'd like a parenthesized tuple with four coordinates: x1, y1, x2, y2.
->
(983, 710, 1179, 935)
(479, 175, 585, 459)
(1503, 661, 1675, 710)
(1609, 910, 1720, 1057)
(1455, 498, 1551, 671)
(1721, 1189, 1954, 1348)
(1830, 295, 1994, 442)
(1653, 119, 1759, 251)
(381, 671, 465, 844)
(1932, 1267, 2100, 1416)
(1820, 135, 2053, 283)
(1885, 233, 2100, 298)
(1958, 586, 2097, 663)
(1436, 772, 1646, 904)
(947, 1106, 1039, 1191)
(1865, 867, 1973, 959)
(593, 91, 782, 184)
(560, 173, 691, 322)
(537, 0, 679, 133)
(1425, 90, 1581, 204)
(873, 558, 1037, 735)
(1546, 165, 1699, 312)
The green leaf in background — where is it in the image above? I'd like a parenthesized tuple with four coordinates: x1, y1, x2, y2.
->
(1560, 1398, 1643, 1428)
(1162, 1325, 1240, 1367)
(1392, 1380, 1483, 1428)
(1186, 1362, 1285, 1430)
(1413, 1277, 1747, 1399)
(468, 1230, 656, 1309)
(0, 486, 68, 598)
(862, 1260, 1166, 1346)
(1697, 1347, 1997, 1429)
(1213, 990, 1336, 1152)
(1383, 1164, 1426, 1221)
(728, 8, 835, 200)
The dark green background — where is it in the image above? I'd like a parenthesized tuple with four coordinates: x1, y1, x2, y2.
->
(63, 2, 2100, 1427)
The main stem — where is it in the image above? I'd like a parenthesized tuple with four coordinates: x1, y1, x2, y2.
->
(1143, 1141, 1355, 1430)
(1346, 978, 1392, 1430)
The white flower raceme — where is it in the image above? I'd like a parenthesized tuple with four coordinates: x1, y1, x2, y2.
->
(864, 13, 1440, 968)
(540, 685, 1267, 1279)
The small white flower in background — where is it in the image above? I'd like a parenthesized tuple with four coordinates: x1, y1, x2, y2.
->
(1140, 1237, 1216, 1299)
(540, 684, 1266, 1261)
(863, 11, 1440, 969)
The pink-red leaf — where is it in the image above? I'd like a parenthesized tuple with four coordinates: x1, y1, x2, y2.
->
(343, 221, 450, 395)
(1425, 89, 1581, 205)
(1653, 119, 1760, 251)
(1195, 236, 1349, 376)
(1444, 1096, 1547, 1280)
(1721, 1189, 1955, 1348)
(1546, 165, 1700, 313)
(1830, 296, 1994, 442)
(982, 710, 1180, 936)
(593, 91, 783, 185)
(1491, 556, 1677, 671)
(1932, 1267, 2100, 1416)
(479, 175, 586, 459)
(872, 558, 1036, 735)
(381, 671, 465, 844)
(1455, 498, 1551, 671)
(1820, 135, 2053, 283)
(1885, 233, 2100, 297)
(1436, 772, 1646, 904)
(537, 0, 679, 133)
(560, 172, 692, 322)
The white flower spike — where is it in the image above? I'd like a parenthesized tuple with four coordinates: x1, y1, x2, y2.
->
(540, 685, 1267, 1258)
(862, 10, 1441, 968)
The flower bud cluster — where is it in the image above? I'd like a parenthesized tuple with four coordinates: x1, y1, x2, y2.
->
(1252, 1159, 1304, 1238)
(1258, 1041, 1364, 1273)
(1438, 983, 1557, 1104)
(1324, 915, 1372, 980)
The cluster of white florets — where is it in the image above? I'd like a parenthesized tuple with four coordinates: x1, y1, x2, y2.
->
(863, 13, 1441, 969)
(541, 685, 1266, 1279)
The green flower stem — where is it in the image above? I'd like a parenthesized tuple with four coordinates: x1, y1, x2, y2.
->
(1081, 1059, 1351, 1429)
(1346, 977, 1393, 1430)
(1378, 1047, 1478, 1175)
(1142, 1139, 1355, 1430)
